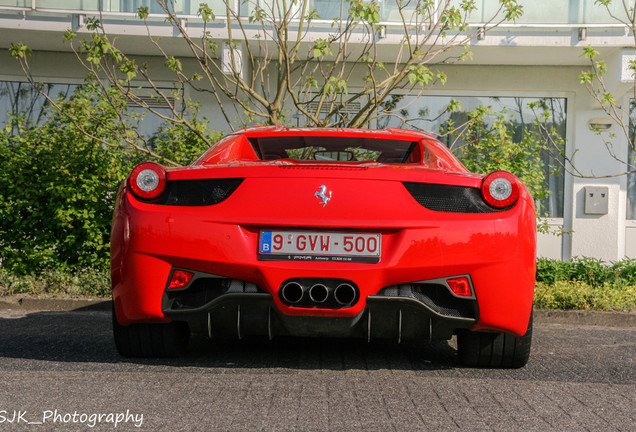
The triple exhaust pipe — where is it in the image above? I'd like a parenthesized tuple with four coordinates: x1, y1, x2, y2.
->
(280, 279, 357, 308)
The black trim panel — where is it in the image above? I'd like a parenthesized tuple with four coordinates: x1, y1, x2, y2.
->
(403, 182, 513, 213)
(137, 178, 244, 206)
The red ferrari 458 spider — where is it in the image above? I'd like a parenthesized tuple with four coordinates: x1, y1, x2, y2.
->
(111, 126, 536, 368)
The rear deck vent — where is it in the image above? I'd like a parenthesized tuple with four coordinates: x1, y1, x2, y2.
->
(403, 182, 511, 213)
(138, 178, 244, 206)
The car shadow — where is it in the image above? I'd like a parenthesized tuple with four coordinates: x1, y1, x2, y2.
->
(0, 309, 459, 371)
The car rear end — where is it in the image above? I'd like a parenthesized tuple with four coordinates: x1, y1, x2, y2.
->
(115, 168, 532, 324)
(111, 128, 536, 367)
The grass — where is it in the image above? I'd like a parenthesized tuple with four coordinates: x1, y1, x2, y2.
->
(0, 258, 635, 311)
(533, 257, 636, 312)
(534, 281, 636, 311)
(536, 256, 636, 287)
(0, 267, 110, 298)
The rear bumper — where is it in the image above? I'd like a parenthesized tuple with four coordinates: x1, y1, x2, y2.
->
(112, 186, 536, 337)
(162, 290, 476, 342)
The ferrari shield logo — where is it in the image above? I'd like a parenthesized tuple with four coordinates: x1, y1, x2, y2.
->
(314, 185, 332, 207)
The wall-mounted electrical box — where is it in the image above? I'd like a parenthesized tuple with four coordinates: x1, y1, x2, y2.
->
(584, 186, 609, 215)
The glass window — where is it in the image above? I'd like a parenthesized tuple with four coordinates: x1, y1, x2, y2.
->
(0, 81, 78, 133)
(118, 0, 166, 14)
(311, 0, 350, 20)
(377, 95, 566, 218)
(0, 81, 167, 140)
(36, 0, 100, 11)
(0, 0, 29, 7)
(250, 135, 417, 163)
(451, 0, 622, 25)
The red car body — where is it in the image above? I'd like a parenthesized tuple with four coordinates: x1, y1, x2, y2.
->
(111, 127, 536, 367)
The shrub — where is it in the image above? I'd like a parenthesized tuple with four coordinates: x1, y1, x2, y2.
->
(536, 257, 636, 288)
(534, 257, 636, 311)
(534, 281, 636, 311)
(0, 84, 220, 274)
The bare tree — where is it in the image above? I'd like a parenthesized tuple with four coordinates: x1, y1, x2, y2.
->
(579, 0, 636, 177)
(10, 0, 523, 165)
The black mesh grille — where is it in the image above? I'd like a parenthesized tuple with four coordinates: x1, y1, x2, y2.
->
(165, 278, 263, 310)
(376, 283, 477, 319)
(403, 182, 510, 213)
(138, 178, 243, 206)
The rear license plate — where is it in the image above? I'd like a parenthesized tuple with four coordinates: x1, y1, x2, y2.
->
(258, 231, 381, 263)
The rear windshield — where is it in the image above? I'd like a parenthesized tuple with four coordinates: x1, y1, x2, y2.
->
(249, 136, 418, 164)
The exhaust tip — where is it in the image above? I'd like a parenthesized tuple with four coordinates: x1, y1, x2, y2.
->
(334, 283, 356, 305)
(281, 281, 304, 304)
(309, 284, 329, 304)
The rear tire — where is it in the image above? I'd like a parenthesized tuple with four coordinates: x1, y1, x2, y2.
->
(112, 305, 189, 358)
(457, 311, 533, 368)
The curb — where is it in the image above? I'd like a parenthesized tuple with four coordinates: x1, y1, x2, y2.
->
(0, 296, 111, 312)
(0, 296, 634, 328)
(533, 309, 636, 328)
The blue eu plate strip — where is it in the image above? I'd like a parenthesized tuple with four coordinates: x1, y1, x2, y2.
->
(259, 231, 272, 253)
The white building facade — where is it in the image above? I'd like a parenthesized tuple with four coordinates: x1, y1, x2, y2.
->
(1, 0, 635, 261)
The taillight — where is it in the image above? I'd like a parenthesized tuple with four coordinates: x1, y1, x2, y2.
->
(447, 277, 472, 297)
(128, 162, 167, 200)
(481, 171, 519, 208)
(168, 269, 194, 289)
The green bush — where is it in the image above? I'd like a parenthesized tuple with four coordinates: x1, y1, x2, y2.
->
(0, 84, 220, 274)
(534, 281, 636, 311)
(534, 257, 636, 311)
(0, 92, 137, 273)
(536, 257, 636, 288)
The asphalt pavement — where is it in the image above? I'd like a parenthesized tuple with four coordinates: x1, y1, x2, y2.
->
(0, 301, 633, 431)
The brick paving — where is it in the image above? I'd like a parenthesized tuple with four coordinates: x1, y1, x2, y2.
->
(0, 311, 633, 431)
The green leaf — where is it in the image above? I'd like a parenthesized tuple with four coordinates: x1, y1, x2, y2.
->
(165, 56, 183, 72)
(501, 0, 523, 22)
(460, 0, 477, 13)
(448, 99, 462, 112)
(9, 42, 31, 59)
(601, 91, 615, 105)
(306, 8, 320, 21)
(85, 17, 102, 31)
(349, 0, 381, 24)
(198, 3, 215, 22)
(578, 71, 593, 84)
(248, 6, 266, 23)
(582, 45, 599, 60)
(312, 39, 333, 58)
(63, 30, 76, 42)
(459, 46, 473, 62)
(406, 65, 433, 87)
(118, 60, 138, 82)
(137, 6, 149, 19)
(305, 76, 318, 88)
